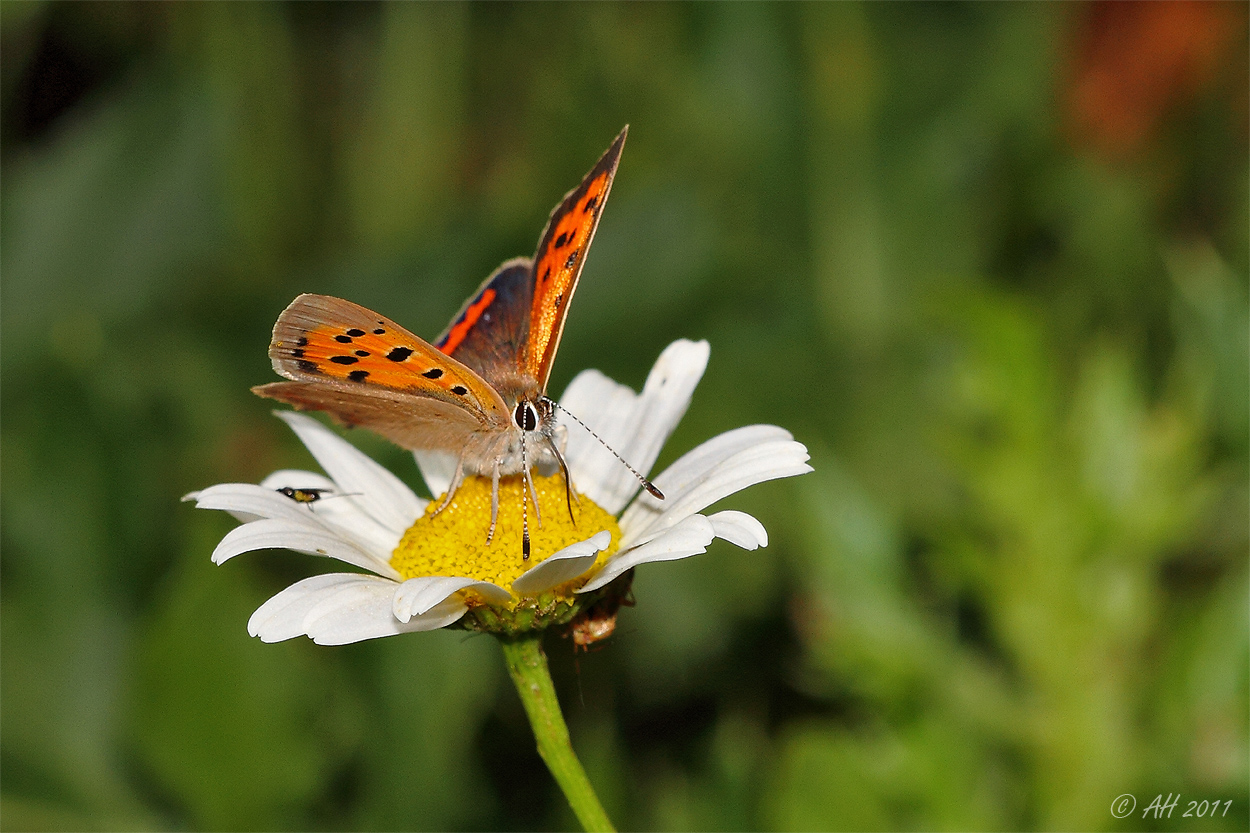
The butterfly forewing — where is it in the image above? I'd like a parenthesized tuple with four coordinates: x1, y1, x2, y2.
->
(525, 126, 627, 390)
(256, 294, 511, 448)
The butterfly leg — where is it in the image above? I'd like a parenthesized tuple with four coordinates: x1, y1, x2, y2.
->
(521, 434, 543, 528)
(524, 469, 542, 528)
(485, 457, 502, 546)
(545, 434, 580, 526)
(431, 455, 467, 516)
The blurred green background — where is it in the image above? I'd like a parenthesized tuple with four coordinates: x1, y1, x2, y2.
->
(2, 2, 1247, 831)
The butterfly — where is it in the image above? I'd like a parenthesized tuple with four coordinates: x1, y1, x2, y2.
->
(253, 127, 660, 558)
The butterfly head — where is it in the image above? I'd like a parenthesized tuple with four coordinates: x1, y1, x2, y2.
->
(513, 399, 540, 433)
(487, 395, 566, 486)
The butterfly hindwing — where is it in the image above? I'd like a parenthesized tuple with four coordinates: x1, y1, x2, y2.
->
(255, 294, 511, 449)
(525, 126, 627, 389)
(434, 259, 535, 392)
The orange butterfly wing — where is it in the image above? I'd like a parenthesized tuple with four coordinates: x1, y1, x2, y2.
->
(253, 294, 511, 451)
(525, 126, 627, 390)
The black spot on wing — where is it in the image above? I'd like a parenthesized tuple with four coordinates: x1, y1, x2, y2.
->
(297, 359, 319, 374)
(555, 231, 570, 249)
(373, 328, 386, 335)
(584, 194, 598, 213)
(348, 370, 369, 382)
(540, 265, 551, 284)
(330, 355, 358, 365)
(388, 346, 413, 362)
(450, 385, 468, 396)
(292, 348, 304, 358)
(335, 334, 353, 344)
(346, 328, 366, 337)
(296, 337, 309, 347)
(355, 350, 370, 357)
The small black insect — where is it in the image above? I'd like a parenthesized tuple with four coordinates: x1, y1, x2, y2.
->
(276, 486, 332, 503)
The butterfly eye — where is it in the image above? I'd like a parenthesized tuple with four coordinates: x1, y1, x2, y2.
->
(514, 402, 538, 432)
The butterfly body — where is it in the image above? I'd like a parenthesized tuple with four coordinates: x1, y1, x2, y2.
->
(254, 129, 636, 550)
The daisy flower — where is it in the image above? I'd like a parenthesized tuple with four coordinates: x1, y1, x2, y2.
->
(185, 339, 811, 645)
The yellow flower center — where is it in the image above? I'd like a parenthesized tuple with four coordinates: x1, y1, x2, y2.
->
(390, 473, 621, 607)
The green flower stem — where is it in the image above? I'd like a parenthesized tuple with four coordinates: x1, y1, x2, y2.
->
(500, 633, 614, 832)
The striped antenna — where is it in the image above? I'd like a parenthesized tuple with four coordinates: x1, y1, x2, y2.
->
(544, 398, 664, 500)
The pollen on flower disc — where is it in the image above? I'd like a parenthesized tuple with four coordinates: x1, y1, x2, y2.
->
(390, 474, 620, 604)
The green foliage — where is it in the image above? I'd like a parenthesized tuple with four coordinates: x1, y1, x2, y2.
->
(2, 3, 1245, 830)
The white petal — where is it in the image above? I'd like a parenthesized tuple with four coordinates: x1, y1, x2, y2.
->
(559, 371, 641, 501)
(578, 515, 715, 593)
(247, 574, 465, 644)
(511, 530, 612, 596)
(560, 340, 710, 514)
(249, 573, 360, 642)
(194, 477, 400, 563)
(707, 510, 768, 549)
(637, 425, 796, 500)
(620, 433, 810, 546)
(275, 411, 425, 534)
(303, 578, 466, 645)
(412, 450, 459, 500)
(392, 576, 510, 622)
(189, 483, 312, 524)
(617, 339, 710, 479)
(212, 518, 401, 579)
(260, 470, 403, 559)
(309, 596, 465, 644)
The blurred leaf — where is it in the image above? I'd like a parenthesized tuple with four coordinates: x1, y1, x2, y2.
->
(129, 529, 361, 830)
(347, 631, 501, 830)
(0, 72, 223, 368)
(343, 2, 467, 252)
(765, 725, 891, 832)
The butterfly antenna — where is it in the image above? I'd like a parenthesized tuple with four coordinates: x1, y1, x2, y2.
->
(519, 437, 531, 561)
(545, 398, 664, 500)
